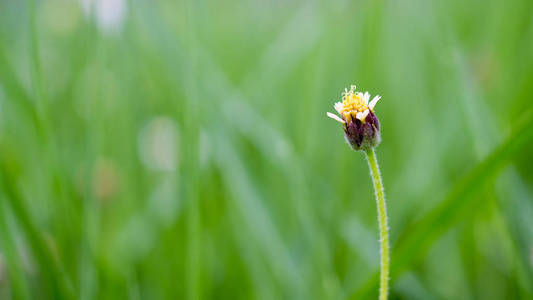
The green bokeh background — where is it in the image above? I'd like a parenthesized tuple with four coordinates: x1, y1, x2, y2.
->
(0, 0, 533, 299)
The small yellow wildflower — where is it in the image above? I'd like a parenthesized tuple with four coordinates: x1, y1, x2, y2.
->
(327, 85, 382, 151)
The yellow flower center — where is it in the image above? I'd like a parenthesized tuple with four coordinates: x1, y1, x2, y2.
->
(342, 92, 367, 119)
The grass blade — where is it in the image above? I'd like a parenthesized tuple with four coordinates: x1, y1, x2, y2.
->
(0, 143, 74, 300)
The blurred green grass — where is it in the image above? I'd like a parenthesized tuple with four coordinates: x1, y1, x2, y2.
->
(0, 0, 533, 299)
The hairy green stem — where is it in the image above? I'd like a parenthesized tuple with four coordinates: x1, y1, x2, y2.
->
(365, 148, 389, 300)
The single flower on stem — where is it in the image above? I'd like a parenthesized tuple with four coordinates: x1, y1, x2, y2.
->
(327, 84, 389, 300)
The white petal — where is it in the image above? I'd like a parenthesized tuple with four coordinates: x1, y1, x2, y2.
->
(356, 111, 364, 120)
(369, 95, 381, 110)
(361, 109, 370, 120)
(363, 92, 370, 104)
(334, 102, 344, 114)
(327, 112, 345, 124)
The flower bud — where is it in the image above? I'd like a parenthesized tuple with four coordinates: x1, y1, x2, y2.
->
(326, 85, 382, 151)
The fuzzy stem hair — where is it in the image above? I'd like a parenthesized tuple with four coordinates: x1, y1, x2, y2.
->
(365, 148, 389, 300)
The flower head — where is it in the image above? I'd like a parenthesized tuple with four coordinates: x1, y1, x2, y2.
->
(327, 85, 381, 151)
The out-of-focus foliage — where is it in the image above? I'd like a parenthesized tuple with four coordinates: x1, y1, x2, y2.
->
(0, 0, 532, 299)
